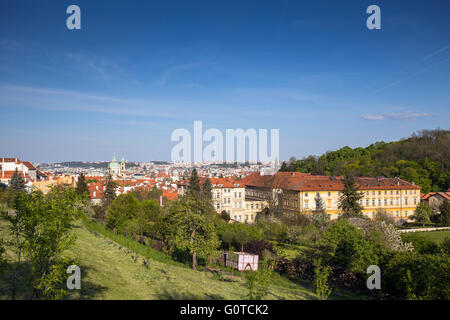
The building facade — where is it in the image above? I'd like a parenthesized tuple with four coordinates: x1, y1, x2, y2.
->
(241, 172, 421, 221)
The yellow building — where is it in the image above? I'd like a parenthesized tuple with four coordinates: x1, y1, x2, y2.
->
(241, 172, 421, 221)
(32, 175, 76, 194)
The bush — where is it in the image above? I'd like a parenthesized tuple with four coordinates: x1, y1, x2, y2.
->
(383, 251, 450, 299)
(318, 219, 389, 273)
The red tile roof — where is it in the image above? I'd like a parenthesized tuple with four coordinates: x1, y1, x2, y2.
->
(240, 172, 421, 191)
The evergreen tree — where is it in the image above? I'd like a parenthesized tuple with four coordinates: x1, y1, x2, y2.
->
(439, 200, 450, 227)
(9, 168, 25, 191)
(338, 174, 363, 218)
(202, 178, 212, 200)
(189, 168, 201, 193)
(75, 173, 89, 199)
(103, 173, 116, 206)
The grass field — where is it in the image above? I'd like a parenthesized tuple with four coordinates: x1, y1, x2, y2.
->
(411, 230, 450, 243)
(2, 218, 354, 300)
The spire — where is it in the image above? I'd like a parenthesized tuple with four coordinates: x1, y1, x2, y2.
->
(121, 154, 125, 163)
(112, 152, 117, 162)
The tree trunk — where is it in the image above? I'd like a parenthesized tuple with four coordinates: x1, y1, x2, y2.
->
(192, 251, 198, 270)
(190, 227, 197, 270)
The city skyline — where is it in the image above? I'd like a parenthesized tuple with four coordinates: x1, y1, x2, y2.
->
(0, 0, 449, 163)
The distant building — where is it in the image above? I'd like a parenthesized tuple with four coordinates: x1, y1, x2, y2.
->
(0, 157, 37, 184)
(421, 191, 450, 212)
(108, 153, 126, 176)
(177, 177, 264, 223)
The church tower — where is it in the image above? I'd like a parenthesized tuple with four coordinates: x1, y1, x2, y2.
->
(120, 155, 126, 172)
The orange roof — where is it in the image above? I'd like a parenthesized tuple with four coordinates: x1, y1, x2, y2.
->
(240, 172, 421, 192)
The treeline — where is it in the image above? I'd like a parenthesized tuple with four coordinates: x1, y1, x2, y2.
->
(280, 129, 450, 193)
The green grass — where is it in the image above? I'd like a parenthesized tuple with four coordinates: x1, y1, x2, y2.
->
(411, 230, 450, 243)
(1, 218, 328, 300)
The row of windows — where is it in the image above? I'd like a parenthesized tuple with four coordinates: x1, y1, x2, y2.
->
(233, 214, 255, 222)
(304, 190, 418, 197)
(360, 198, 417, 206)
(214, 191, 243, 199)
(364, 210, 410, 218)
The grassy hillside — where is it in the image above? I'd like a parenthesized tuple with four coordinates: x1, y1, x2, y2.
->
(2, 219, 355, 300)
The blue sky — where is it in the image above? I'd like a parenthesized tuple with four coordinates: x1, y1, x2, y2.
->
(0, 0, 449, 163)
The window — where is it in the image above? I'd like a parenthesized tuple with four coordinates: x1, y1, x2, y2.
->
(414, 198, 417, 205)
(396, 190, 399, 195)
(256, 203, 259, 209)
(305, 192, 308, 197)
(239, 192, 242, 198)
(396, 211, 399, 217)
(384, 199, 387, 206)
(405, 210, 408, 216)
(384, 190, 387, 195)
(304, 201, 309, 208)
(378, 191, 381, 195)
(234, 192, 237, 198)
(216, 203, 220, 209)
(390, 199, 393, 205)
(366, 199, 369, 206)
(405, 198, 408, 205)
(378, 199, 381, 206)
(390, 190, 393, 195)
(372, 191, 375, 195)
(360, 200, 363, 206)
(251, 204, 254, 209)
(372, 199, 375, 206)
(328, 192, 331, 196)
(396, 198, 399, 205)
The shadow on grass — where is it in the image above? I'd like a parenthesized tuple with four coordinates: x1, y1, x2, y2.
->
(0, 261, 107, 300)
(66, 263, 107, 300)
(155, 287, 224, 300)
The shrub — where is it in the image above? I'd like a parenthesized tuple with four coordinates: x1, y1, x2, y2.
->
(318, 219, 389, 273)
(314, 260, 332, 300)
(383, 251, 450, 299)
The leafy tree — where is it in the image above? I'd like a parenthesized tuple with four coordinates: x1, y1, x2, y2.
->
(75, 173, 89, 199)
(0, 188, 80, 299)
(220, 210, 231, 222)
(413, 202, 433, 226)
(439, 199, 450, 226)
(384, 251, 450, 299)
(338, 175, 363, 218)
(105, 193, 141, 233)
(318, 219, 388, 273)
(159, 197, 220, 270)
(374, 208, 395, 225)
(9, 168, 25, 191)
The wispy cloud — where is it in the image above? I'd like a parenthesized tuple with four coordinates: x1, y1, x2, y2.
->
(153, 63, 201, 87)
(362, 112, 433, 121)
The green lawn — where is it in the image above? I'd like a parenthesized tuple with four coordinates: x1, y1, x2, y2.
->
(412, 230, 450, 243)
(1, 219, 331, 300)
